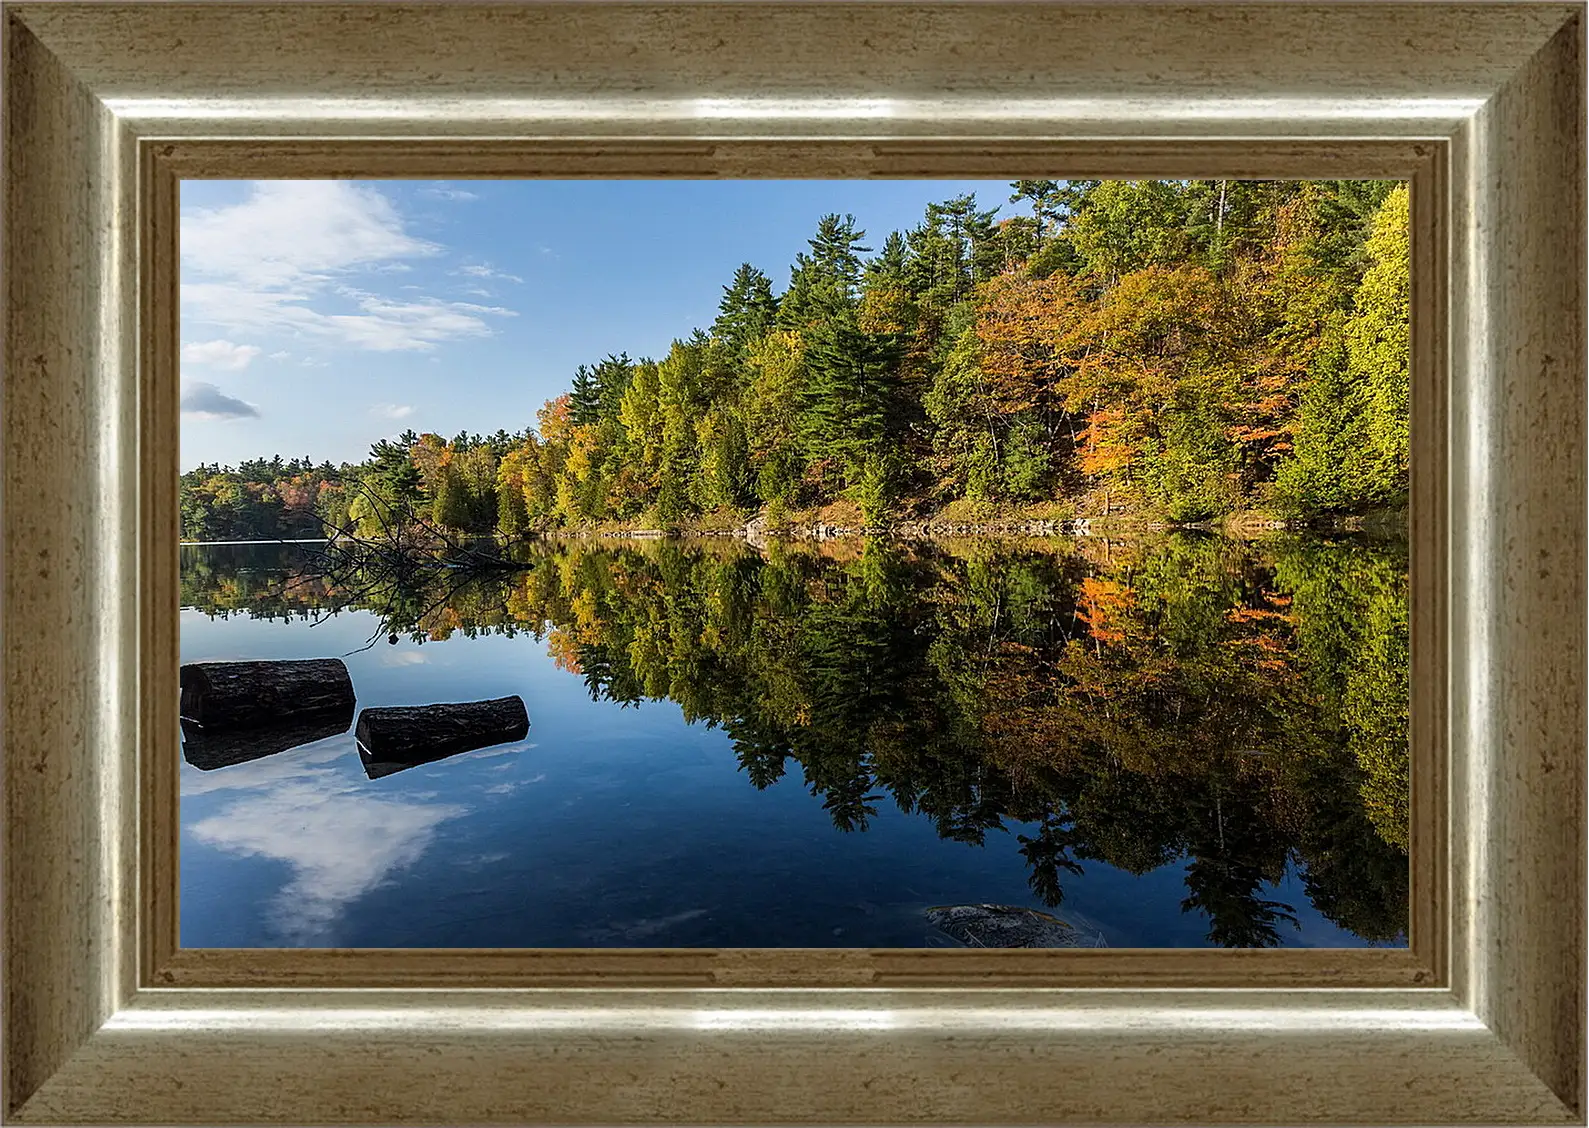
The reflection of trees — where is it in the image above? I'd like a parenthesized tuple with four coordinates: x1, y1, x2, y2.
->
(184, 532, 1410, 947)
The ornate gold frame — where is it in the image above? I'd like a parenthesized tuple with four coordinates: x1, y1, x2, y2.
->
(3, 3, 1583, 1123)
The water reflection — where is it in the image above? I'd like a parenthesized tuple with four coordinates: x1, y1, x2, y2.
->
(181, 532, 1410, 947)
(180, 732, 470, 944)
(181, 707, 355, 771)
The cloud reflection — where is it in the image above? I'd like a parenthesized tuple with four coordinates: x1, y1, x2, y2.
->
(184, 733, 467, 944)
(191, 781, 465, 944)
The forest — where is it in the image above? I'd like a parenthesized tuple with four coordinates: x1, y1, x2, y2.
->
(182, 532, 1410, 946)
(180, 178, 1410, 542)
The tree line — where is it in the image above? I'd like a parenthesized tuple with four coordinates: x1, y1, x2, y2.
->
(181, 179, 1410, 542)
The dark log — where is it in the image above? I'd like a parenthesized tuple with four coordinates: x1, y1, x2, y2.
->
(355, 695, 529, 779)
(180, 658, 355, 731)
(180, 703, 354, 772)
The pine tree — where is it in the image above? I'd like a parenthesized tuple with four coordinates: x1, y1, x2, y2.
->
(712, 264, 778, 355)
(799, 316, 905, 482)
(568, 364, 602, 425)
(865, 231, 909, 285)
(778, 214, 870, 330)
(367, 436, 423, 503)
(1346, 184, 1411, 497)
(591, 353, 634, 420)
(1009, 180, 1065, 236)
(1275, 185, 1409, 513)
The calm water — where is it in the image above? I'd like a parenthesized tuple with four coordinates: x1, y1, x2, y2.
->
(179, 534, 1409, 949)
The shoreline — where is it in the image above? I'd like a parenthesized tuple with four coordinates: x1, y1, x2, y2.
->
(556, 508, 1406, 545)
(178, 510, 1407, 550)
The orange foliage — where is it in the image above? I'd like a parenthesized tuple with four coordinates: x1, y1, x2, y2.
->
(545, 626, 584, 674)
(1075, 576, 1136, 645)
(1077, 407, 1136, 477)
(537, 395, 576, 444)
(973, 273, 1080, 416)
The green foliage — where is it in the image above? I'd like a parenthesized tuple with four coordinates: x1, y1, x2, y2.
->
(182, 179, 1409, 538)
(568, 364, 602, 425)
(778, 213, 870, 330)
(1277, 185, 1411, 514)
(712, 264, 778, 355)
(853, 452, 900, 526)
(428, 468, 463, 529)
(799, 316, 906, 484)
(1347, 185, 1412, 497)
(1001, 417, 1051, 500)
(1065, 180, 1188, 282)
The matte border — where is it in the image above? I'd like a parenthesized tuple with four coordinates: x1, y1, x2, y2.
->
(140, 138, 1446, 993)
(3, 3, 1582, 1124)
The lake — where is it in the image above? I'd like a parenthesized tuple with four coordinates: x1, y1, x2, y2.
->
(179, 533, 1409, 949)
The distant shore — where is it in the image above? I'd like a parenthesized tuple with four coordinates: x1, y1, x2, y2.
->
(555, 505, 1408, 545)
(179, 509, 1407, 550)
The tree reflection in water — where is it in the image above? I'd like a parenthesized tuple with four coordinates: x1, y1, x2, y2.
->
(182, 531, 1409, 947)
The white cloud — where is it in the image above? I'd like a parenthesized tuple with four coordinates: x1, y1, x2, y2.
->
(184, 180, 438, 287)
(181, 180, 514, 353)
(181, 339, 262, 371)
(318, 290, 516, 352)
(267, 350, 292, 361)
(371, 403, 416, 421)
(457, 263, 524, 284)
(180, 380, 259, 420)
(419, 186, 480, 202)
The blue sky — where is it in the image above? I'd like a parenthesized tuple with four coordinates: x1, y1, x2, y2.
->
(179, 179, 1022, 470)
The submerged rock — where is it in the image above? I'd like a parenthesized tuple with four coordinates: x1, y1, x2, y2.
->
(925, 903, 1097, 948)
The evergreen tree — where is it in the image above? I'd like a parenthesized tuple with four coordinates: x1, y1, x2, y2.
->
(906, 194, 1001, 311)
(778, 213, 870, 330)
(799, 316, 905, 482)
(591, 353, 635, 420)
(712, 264, 778, 355)
(1009, 180, 1065, 236)
(568, 364, 603, 425)
(865, 231, 910, 285)
(367, 436, 423, 503)
(1346, 184, 1411, 498)
(1276, 185, 1409, 513)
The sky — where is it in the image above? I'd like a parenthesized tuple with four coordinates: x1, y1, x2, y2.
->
(179, 179, 1023, 471)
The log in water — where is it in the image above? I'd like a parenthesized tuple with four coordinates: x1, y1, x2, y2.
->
(355, 695, 529, 779)
(181, 705, 355, 772)
(180, 658, 355, 731)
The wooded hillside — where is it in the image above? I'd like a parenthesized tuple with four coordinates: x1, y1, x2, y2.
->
(180, 179, 1409, 542)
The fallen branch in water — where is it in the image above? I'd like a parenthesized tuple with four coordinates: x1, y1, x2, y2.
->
(278, 482, 535, 655)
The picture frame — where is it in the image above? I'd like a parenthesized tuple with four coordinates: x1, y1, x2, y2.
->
(3, 2, 1582, 1123)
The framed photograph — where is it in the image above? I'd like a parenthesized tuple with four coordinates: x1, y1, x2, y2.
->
(3, 2, 1582, 1124)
